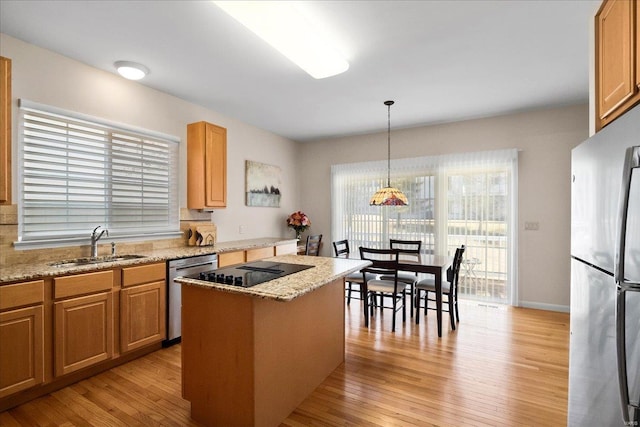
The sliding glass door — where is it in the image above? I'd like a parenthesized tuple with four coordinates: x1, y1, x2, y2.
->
(331, 149, 517, 305)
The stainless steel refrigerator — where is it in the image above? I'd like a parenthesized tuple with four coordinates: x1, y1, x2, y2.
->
(569, 104, 640, 426)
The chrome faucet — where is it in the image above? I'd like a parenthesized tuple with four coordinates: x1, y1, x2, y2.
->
(90, 226, 109, 258)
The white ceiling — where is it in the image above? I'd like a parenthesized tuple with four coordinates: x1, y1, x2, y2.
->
(0, 0, 599, 142)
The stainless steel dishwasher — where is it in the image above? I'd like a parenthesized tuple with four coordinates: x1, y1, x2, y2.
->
(165, 253, 218, 346)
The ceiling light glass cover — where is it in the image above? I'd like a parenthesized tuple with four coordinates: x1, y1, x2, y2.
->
(370, 100, 408, 206)
(213, 1, 349, 79)
(114, 61, 149, 80)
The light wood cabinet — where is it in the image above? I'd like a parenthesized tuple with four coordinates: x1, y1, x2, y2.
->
(54, 291, 113, 377)
(120, 263, 166, 353)
(246, 246, 274, 262)
(187, 121, 227, 209)
(53, 271, 114, 377)
(0, 56, 11, 205)
(0, 280, 45, 398)
(218, 244, 296, 267)
(595, 0, 640, 130)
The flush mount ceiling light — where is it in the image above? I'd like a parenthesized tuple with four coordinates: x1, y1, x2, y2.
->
(213, 1, 349, 79)
(114, 61, 149, 80)
(370, 100, 409, 206)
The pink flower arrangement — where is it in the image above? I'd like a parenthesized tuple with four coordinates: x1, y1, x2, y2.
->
(287, 211, 311, 238)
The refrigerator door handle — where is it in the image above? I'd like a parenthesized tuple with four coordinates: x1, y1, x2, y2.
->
(615, 146, 640, 289)
(616, 288, 640, 424)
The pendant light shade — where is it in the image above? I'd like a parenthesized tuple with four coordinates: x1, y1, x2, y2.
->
(369, 100, 408, 206)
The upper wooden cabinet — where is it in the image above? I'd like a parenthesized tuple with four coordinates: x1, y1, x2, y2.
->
(187, 121, 227, 209)
(0, 56, 11, 205)
(595, 0, 640, 130)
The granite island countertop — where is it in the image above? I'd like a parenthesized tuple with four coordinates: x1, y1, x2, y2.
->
(175, 254, 371, 302)
(0, 237, 297, 284)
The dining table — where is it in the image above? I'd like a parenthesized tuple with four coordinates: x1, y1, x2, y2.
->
(351, 251, 452, 337)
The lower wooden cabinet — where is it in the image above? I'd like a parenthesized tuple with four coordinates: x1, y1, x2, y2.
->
(120, 281, 165, 353)
(54, 292, 113, 377)
(0, 305, 44, 398)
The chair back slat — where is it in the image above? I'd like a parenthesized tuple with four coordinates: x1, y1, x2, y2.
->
(332, 239, 350, 258)
(359, 247, 400, 278)
(390, 239, 422, 253)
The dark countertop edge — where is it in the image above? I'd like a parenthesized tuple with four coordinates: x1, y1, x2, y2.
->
(0, 237, 298, 285)
(175, 256, 372, 302)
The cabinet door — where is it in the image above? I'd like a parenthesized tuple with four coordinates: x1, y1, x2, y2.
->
(54, 292, 113, 377)
(0, 306, 44, 398)
(120, 281, 165, 353)
(218, 250, 245, 267)
(596, 0, 635, 120)
(636, 0, 640, 90)
(204, 123, 227, 207)
(187, 121, 227, 209)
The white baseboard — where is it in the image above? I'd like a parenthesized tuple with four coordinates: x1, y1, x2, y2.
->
(518, 301, 570, 313)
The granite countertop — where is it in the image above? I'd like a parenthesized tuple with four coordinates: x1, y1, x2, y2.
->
(0, 237, 297, 284)
(175, 254, 371, 302)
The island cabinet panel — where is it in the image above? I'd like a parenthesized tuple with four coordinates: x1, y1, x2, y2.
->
(187, 121, 227, 209)
(120, 281, 165, 353)
(182, 278, 345, 427)
(596, 0, 640, 129)
(218, 250, 245, 267)
(0, 306, 44, 398)
(54, 292, 113, 377)
(245, 246, 274, 262)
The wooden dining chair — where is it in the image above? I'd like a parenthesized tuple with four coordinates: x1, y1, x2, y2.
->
(305, 234, 322, 256)
(380, 239, 422, 317)
(332, 240, 369, 305)
(415, 245, 465, 330)
(359, 247, 405, 332)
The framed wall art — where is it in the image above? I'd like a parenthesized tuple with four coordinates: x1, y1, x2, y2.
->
(245, 160, 282, 207)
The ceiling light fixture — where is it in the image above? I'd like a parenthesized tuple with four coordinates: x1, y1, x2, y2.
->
(212, 1, 349, 79)
(114, 61, 149, 80)
(370, 100, 408, 206)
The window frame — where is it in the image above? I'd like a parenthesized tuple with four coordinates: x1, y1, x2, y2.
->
(15, 99, 181, 249)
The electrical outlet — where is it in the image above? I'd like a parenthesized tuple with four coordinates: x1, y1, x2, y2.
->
(524, 222, 539, 231)
(239, 225, 245, 234)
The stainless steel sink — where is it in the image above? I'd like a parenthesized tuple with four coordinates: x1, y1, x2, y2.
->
(49, 254, 146, 268)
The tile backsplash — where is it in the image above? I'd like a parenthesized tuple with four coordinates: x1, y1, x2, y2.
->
(0, 205, 206, 267)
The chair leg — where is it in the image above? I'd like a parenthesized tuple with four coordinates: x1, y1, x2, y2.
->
(401, 292, 406, 323)
(448, 295, 456, 331)
(346, 282, 351, 305)
(363, 291, 369, 327)
(454, 297, 459, 322)
(409, 284, 414, 318)
(391, 293, 396, 332)
(415, 289, 420, 324)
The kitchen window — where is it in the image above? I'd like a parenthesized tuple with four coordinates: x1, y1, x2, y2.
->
(16, 100, 180, 248)
(331, 149, 518, 305)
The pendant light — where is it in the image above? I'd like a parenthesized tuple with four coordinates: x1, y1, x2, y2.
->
(369, 100, 408, 206)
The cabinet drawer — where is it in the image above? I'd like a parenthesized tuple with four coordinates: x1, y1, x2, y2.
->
(218, 251, 245, 267)
(0, 280, 44, 310)
(54, 270, 113, 299)
(246, 246, 274, 262)
(122, 263, 166, 288)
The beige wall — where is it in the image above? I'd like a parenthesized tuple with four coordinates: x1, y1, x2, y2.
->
(0, 33, 301, 265)
(299, 104, 589, 310)
(1, 33, 589, 309)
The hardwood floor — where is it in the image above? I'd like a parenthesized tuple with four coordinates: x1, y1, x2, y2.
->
(0, 299, 570, 426)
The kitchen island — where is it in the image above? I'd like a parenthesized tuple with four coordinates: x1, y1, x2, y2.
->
(175, 254, 370, 427)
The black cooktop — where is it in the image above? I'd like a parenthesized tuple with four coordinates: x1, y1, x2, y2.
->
(190, 261, 314, 288)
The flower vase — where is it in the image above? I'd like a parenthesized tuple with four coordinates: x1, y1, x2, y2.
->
(296, 231, 302, 242)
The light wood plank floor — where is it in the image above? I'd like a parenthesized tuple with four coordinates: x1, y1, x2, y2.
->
(0, 299, 569, 426)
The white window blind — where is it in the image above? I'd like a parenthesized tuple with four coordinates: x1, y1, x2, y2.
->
(17, 100, 180, 246)
(331, 149, 518, 305)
